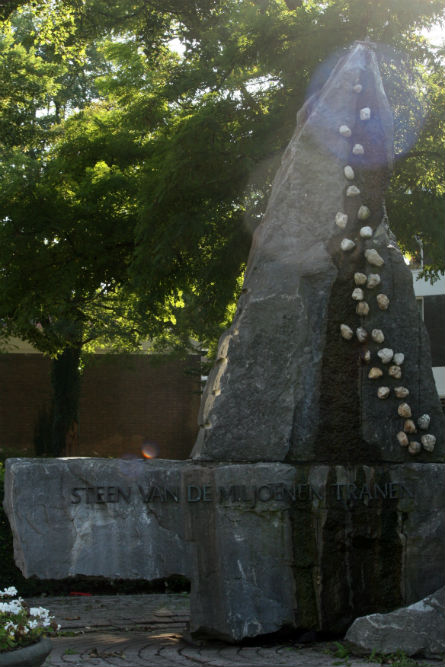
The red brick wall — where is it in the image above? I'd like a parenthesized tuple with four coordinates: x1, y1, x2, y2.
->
(0, 353, 201, 460)
(0, 354, 52, 457)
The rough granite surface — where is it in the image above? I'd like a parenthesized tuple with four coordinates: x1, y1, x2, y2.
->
(346, 587, 445, 657)
(4, 458, 445, 639)
(3, 458, 192, 580)
(191, 42, 444, 463)
(184, 463, 298, 641)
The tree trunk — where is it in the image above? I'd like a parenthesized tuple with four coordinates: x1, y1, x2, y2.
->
(49, 346, 81, 457)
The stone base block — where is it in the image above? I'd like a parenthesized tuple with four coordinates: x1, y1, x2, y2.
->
(184, 464, 298, 641)
(3, 458, 444, 642)
(3, 458, 192, 580)
(183, 462, 445, 638)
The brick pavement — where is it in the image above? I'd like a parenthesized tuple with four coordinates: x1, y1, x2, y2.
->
(22, 595, 442, 667)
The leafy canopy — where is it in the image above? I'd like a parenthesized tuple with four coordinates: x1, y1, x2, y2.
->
(0, 0, 444, 358)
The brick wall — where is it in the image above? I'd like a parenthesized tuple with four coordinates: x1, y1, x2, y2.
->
(0, 354, 52, 457)
(0, 353, 201, 460)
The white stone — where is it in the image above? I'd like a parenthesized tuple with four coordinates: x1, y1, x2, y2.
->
(356, 301, 370, 316)
(344, 165, 355, 180)
(398, 403, 412, 418)
(395, 386, 410, 398)
(335, 212, 348, 229)
(339, 124, 352, 137)
(365, 249, 384, 267)
(421, 434, 436, 452)
(360, 226, 373, 238)
(341, 238, 355, 252)
(397, 432, 409, 447)
(377, 386, 390, 399)
(340, 324, 354, 340)
(393, 353, 404, 366)
(352, 287, 364, 301)
(417, 414, 431, 430)
(353, 84, 362, 93)
(346, 185, 360, 197)
(356, 327, 368, 342)
(404, 419, 417, 434)
(354, 272, 367, 286)
(388, 365, 402, 379)
(358, 205, 370, 220)
(367, 274, 381, 289)
(371, 329, 384, 343)
(408, 441, 422, 455)
(377, 348, 393, 364)
(368, 367, 383, 379)
(377, 294, 390, 310)
(353, 143, 364, 155)
(360, 107, 371, 120)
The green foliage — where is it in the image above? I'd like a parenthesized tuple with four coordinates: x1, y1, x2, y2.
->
(329, 641, 352, 666)
(0, 0, 444, 379)
(0, 26, 63, 150)
(367, 648, 420, 666)
(387, 51, 445, 277)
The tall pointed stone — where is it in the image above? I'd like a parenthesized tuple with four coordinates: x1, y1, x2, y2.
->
(185, 42, 444, 640)
(192, 42, 444, 465)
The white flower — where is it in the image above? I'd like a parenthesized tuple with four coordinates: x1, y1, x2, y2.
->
(0, 586, 18, 598)
(29, 606, 50, 618)
(0, 600, 23, 614)
(0, 586, 59, 649)
(4, 622, 18, 632)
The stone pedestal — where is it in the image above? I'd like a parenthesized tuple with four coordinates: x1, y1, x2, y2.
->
(3, 457, 192, 580)
(3, 458, 445, 641)
(183, 464, 297, 641)
(184, 462, 445, 639)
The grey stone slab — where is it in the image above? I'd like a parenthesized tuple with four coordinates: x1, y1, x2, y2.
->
(3, 458, 192, 580)
(346, 587, 445, 658)
(183, 461, 444, 639)
(5, 458, 444, 641)
(184, 464, 298, 641)
(290, 463, 445, 634)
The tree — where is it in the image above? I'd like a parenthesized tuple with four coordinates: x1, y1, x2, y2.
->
(0, 0, 444, 452)
(386, 45, 445, 280)
(120, 0, 445, 349)
(0, 14, 152, 454)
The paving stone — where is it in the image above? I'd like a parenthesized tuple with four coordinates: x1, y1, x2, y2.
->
(31, 595, 441, 666)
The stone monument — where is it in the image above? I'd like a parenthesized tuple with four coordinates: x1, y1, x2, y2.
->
(4, 41, 445, 644)
(186, 40, 445, 640)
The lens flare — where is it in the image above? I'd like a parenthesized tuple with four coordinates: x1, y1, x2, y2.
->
(304, 44, 427, 166)
(141, 442, 159, 459)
